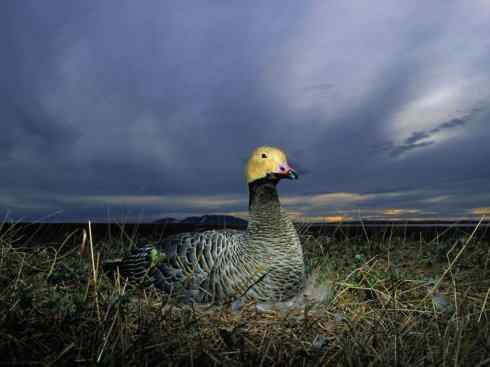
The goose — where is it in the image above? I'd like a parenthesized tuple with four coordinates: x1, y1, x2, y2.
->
(110, 146, 305, 304)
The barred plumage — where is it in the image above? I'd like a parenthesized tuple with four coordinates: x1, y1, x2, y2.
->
(110, 146, 305, 303)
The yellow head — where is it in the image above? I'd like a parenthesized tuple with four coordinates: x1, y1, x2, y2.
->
(245, 146, 298, 184)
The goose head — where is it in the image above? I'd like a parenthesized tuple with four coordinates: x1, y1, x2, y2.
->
(245, 146, 298, 184)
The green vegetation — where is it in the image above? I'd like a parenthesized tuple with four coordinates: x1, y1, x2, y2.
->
(1, 222, 489, 366)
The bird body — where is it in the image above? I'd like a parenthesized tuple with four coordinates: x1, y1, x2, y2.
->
(113, 146, 305, 303)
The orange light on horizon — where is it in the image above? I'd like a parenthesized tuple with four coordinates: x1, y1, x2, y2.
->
(323, 215, 352, 223)
(471, 207, 490, 216)
(384, 208, 403, 216)
(293, 215, 353, 223)
(383, 208, 420, 216)
(278, 210, 354, 222)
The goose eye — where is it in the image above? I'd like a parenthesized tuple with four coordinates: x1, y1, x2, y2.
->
(261, 153, 267, 159)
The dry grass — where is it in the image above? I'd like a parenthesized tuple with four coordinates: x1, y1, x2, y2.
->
(1, 221, 489, 366)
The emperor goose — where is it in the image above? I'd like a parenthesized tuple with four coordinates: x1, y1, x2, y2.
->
(113, 146, 305, 303)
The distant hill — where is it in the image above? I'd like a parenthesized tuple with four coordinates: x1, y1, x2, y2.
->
(180, 215, 248, 226)
(153, 217, 179, 224)
(154, 215, 248, 226)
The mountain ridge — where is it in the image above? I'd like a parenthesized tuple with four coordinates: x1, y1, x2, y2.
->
(153, 214, 248, 226)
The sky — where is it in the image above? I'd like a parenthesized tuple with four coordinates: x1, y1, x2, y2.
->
(2, 1, 490, 222)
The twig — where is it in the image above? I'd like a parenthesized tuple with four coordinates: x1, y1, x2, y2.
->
(47, 342, 75, 367)
(46, 229, 79, 279)
(97, 310, 119, 363)
(478, 287, 490, 323)
(88, 220, 101, 321)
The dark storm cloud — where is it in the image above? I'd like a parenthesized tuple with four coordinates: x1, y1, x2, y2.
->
(378, 115, 470, 158)
(2, 1, 301, 192)
(388, 141, 435, 158)
(1, 0, 490, 221)
(405, 131, 432, 145)
(434, 118, 466, 131)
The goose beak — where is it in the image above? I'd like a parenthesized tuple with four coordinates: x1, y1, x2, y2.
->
(275, 164, 299, 180)
(287, 168, 299, 180)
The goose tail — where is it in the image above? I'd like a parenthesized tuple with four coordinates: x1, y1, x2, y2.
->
(102, 244, 159, 284)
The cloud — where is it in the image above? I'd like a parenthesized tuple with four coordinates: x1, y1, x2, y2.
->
(377, 115, 471, 158)
(469, 208, 490, 216)
(404, 131, 432, 145)
(383, 208, 420, 216)
(423, 196, 451, 204)
(388, 141, 436, 158)
(434, 118, 466, 131)
(58, 194, 245, 209)
(0, 194, 55, 211)
(282, 192, 369, 207)
(1, 1, 490, 221)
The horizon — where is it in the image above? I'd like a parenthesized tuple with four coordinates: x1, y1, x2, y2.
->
(4, 211, 489, 225)
(2, 1, 490, 222)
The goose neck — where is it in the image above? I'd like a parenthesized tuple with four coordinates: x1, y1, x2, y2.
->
(248, 179, 280, 212)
